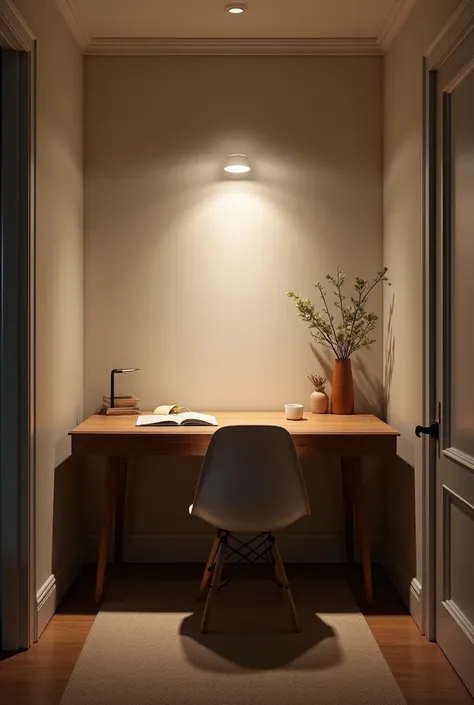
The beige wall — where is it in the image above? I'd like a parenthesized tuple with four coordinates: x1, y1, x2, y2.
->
(383, 0, 462, 615)
(84, 56, 384, 561)
(6, 0, 467, 634)
(12, 0, 84, 614)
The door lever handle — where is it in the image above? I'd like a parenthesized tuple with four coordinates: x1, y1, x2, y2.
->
(415, 422, 439, 440)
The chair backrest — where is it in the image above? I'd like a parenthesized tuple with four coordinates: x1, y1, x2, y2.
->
(190, 425, 311, 533)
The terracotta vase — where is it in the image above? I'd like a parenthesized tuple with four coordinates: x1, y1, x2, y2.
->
(331, 359, 354, 414)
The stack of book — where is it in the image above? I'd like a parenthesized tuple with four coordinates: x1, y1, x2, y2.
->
(98, 396, 140, 415)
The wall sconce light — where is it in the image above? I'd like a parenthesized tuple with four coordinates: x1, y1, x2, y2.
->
(224, 153, 251, 174)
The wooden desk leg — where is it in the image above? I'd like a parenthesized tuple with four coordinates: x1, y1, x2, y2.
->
(344, 456, 374, 605)
(114, 457, 128, 563)
(95, 457, 126, 604)
(341, 459, 354, 563)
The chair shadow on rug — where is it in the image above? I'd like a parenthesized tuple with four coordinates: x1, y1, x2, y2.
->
(178, 587, 341, 673)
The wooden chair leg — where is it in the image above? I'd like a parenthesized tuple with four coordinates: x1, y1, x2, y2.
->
(272, 539, 300, 632)
(270, 536, 280, 584)
(198, 533, 220, 599)
(201, 540, 225, 633)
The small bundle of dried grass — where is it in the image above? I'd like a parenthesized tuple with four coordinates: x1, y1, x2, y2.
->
(307, 374, 327, 391)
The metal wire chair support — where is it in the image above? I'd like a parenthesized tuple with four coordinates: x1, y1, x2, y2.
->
(208, 531, 282, 591)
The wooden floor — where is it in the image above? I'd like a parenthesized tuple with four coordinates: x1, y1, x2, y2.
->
(0, 563, 472, 705)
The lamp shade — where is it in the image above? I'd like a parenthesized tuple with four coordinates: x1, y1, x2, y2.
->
(224, 154, 251, 174)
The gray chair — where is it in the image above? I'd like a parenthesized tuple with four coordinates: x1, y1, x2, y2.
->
(189, 425, 311, 633)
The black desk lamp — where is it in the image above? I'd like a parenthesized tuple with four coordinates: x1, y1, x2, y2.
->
(110, 368, 139, 408)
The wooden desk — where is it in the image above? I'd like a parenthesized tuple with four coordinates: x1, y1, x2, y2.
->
(70, 412, 398, 604)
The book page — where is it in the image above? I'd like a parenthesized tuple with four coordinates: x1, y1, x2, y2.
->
(174, 412, 217, 426)
(136, 415, 178, 427)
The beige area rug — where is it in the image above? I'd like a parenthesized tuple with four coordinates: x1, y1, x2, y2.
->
(61, 579, 406, 705)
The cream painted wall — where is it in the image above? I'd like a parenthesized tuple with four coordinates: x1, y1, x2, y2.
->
(12, 0, 84, 607)
(84, 56, 385, 561)
(383, 0, 462, 615)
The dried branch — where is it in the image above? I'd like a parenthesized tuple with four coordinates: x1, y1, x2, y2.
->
(287, 267, 389, 359)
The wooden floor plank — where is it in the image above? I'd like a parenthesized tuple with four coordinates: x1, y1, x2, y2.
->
(0, 564, 472, 705)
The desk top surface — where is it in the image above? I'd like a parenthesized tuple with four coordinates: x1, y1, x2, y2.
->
(70, 412, 399, 437)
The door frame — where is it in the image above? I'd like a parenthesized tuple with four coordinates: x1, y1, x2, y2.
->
(422, 0, 474, 641)
(0, 0, 36, 650)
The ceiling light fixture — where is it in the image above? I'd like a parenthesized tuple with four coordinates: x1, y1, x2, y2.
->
(226, 3, 247, 14)
(224, 154, 251, 174)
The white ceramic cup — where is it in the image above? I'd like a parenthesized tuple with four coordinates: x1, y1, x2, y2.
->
(284, 403, 304, 420)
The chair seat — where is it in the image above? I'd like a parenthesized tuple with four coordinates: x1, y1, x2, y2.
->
(189, 425, 310, 534)
(190, 505, 304, 533)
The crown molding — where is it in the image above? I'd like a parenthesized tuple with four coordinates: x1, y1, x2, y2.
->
(426, 0, 474, 69)
(377, 0, 417, 50)
(86, 36, 383, 56)
(56, 0, 418, 56)
(0, 0, 35, 48)
(55, 0, 90, 51)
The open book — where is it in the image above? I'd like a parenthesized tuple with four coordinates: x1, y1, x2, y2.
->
(136, 411, 217, 427)
(152, 404, 190, 415)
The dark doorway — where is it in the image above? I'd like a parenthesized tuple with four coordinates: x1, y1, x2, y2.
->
(0, 32, 35, 652)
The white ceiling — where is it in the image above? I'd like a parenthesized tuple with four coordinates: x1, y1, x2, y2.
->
(58, 0, 417, 53)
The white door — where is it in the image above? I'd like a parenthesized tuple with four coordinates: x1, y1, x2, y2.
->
(434, 26, 474, 697)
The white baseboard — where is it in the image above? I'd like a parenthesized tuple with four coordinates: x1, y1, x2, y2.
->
(36, 542, 85, 639)
(36, 574, 56, 638)
(85, 532, 364, 564)
(410, 577, 423, 630)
